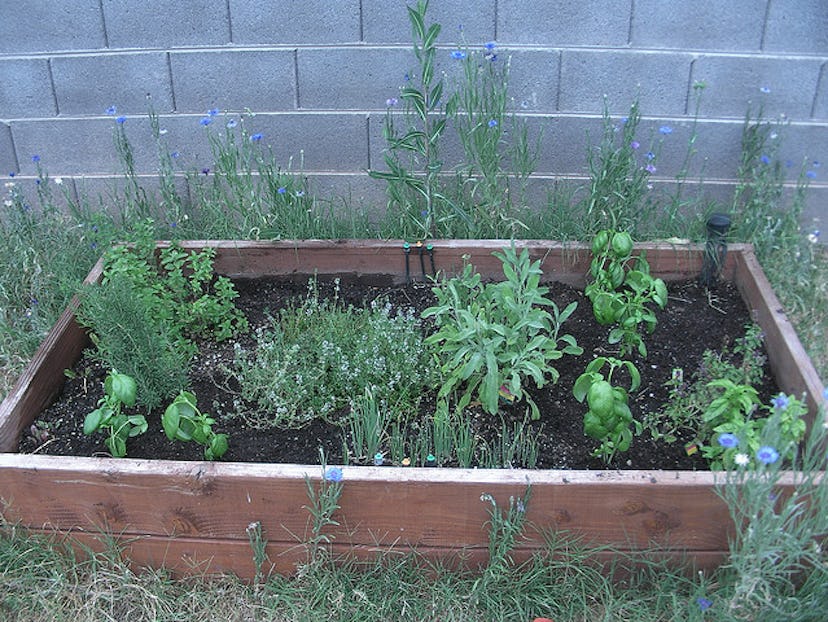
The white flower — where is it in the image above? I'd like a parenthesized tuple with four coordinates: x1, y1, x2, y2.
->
(54, 177, 63, 185)
(734, 453, 750, 467)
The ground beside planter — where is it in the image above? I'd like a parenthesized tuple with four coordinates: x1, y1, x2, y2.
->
(0, 240, 824, 579)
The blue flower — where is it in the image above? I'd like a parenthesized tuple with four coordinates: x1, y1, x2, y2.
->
(116, 116, 126, 124)
(759, 86, 771, 94)
(226, 119, 237, 129)
(659, 125, 673, 135)
(250, 133, 263, 142)
(277, 186, 286, 194)
(487, 119, 498, 128)
(31, 155, 40, 163)
(208, 108, 219, 116)
(806, 171, 817, 179)
(645, 163, 656, 174)
(403, 72, 410, 82)
(201, 167, 210, 176)
(813, 160, 821, 168)
(9, 172, 15, 177)
(771, 393, 789, 411)
(630, 141, 640, 150)
(646, 151, 655, 160)
(696, 597, 712, 611)
(757, 446, 779, 465)
(450, 50, 466, 60)
(760, 154, 770, 164)
(325, 467, 343, 482)
(200, 117, 212, 126)
(106, 106, 117, 115)
(484, 41, 496, 51)
(717, 433, 739, 448)
(170, 151, 180, 159)
(386, 97, 399, 107)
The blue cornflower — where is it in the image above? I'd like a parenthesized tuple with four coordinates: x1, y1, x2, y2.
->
(200, 117, 212, 126)
(771, 393, 789, 410)
(630, 141, 640, 150)
(717, 433, 739, 448)
(760, 154, 770, 164)
(250, 133, 263, 142)
(116, 116, 126, 124)
(277, 186, 286, 194)
(757, 446, 779, 465)
(9, 172, 15, 177)
(31, 154, 40, 163)
(208, 108, 219, 116)
(386, 97, 399, 107)
(226, 119, 237, 129)
(420, 209, 428, 217)
(806, 171, 817, 179)
(325, 467, 343, 482)
(487, 119, 498, 128)
(404, 72, 410, 82)
(759, 86, 771, 94)
(659, 125, 673, 135)
(170, 151, 180, 159)
(696, 597, 713, 611)
(646, 151, 655, 160)
(813, 160, 821, 167)
(201, 167, 210, 176)
(106, 106, 117, 115)
(484, 41, 496, 51)
(645, 163, 657, 174)
(450, 50, 467, 60)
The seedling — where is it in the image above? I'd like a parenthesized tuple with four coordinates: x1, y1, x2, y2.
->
(83, 370, 147, 458)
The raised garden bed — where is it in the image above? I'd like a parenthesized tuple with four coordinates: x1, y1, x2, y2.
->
(0, 240, 823, 579)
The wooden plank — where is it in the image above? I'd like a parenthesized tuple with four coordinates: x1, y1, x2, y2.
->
(0, 454, 757, 552)
(30, 528, 730, 581)
(0, 258, 103, 453)
(731, 247, 825, 420)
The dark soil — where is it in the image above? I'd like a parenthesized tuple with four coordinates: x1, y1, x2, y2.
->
(19, 276, 778, 470)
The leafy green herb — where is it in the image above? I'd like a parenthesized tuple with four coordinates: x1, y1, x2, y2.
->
(82, 370, 147, 458)
(162, 391, 228, 460)
(424, 244, 582, 420)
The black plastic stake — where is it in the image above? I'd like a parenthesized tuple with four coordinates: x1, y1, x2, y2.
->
(698, 213, 731, 288)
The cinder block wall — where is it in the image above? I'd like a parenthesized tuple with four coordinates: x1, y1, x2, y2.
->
(1, 0, 826, 230)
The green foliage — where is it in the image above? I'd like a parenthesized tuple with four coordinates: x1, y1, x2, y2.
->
(82, 370, 147, 458)
(716, 404, 828, 619)
(585, 229, 668, 357)
(369, 0, 459, 239)
(100, 220, 248, 357)
(162, 391, 228, 460)
(75, 274, 190, 410)
(423, 245, 582, 420)
(573, 356, 641, 464)
(644, 324, 767, 444)
(232, 279, 433, 428)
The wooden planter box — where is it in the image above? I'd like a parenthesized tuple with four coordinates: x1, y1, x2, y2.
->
(0, 240, 823, 579)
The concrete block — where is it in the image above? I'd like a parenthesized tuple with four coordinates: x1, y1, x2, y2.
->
(559, 50, 691, 116)
(10, 117, 158, 176)
(159, 112, 369, 173)
(799, 185, 827, 235)
(102, 0, 230, 48)
(777, 123, 828, 182)
(764, 0, 828, 55)
(230, 0, 360, 44)
(0, 58, 57, 119)
(502, 50, 560, 113)
(298, 48, 411, 110)
(0, 1, 105, 53)
(51, 53, 173, 116)
(813, 63, 828, 120)
(692, 56, 822, 120)
(498, 0, 632, 46)
(362, 0, 494, 44)
(0, 123, 17, 175)
(170, 50, 295, 114)
(631, 1, 763, 51)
